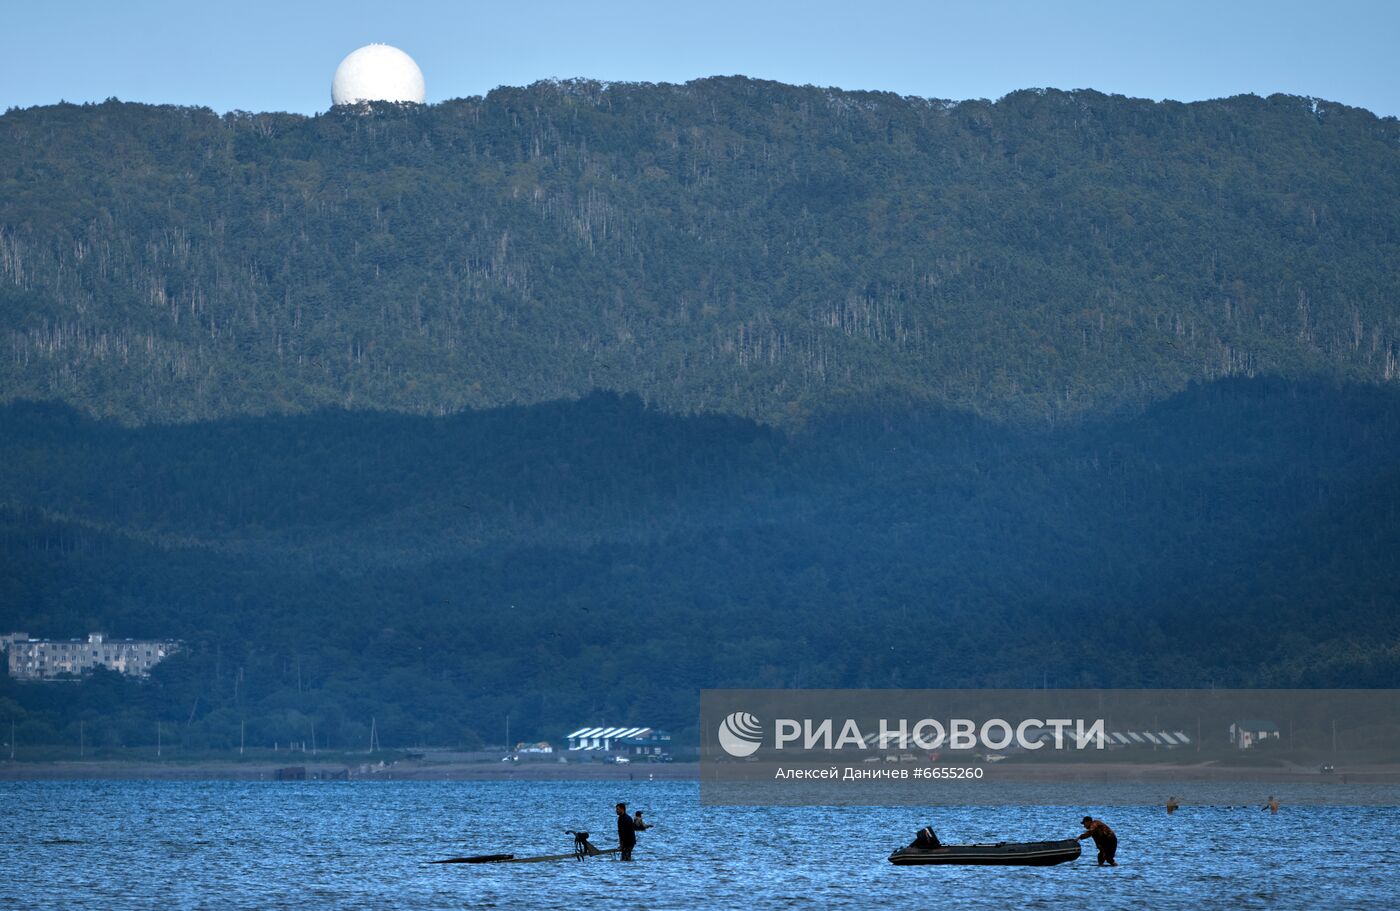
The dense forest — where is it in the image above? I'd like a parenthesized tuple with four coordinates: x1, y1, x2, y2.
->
(2, 80, 1399, 753)
(3, 380, 1400, 751)
(2, 80, 1399, 426)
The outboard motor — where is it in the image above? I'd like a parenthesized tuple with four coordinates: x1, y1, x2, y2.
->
(568, 830, 600, 860)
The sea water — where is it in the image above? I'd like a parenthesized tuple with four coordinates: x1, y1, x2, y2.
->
(4, 780, 1397, 910)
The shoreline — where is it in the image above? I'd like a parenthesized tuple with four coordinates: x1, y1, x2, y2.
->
(3, 759, 1399, 783)
(0, 759, 699, 781)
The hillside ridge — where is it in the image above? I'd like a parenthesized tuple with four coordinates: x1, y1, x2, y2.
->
(4, 79, 1399, 425)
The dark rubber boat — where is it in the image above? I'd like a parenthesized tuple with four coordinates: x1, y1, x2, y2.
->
(889, 839, 1081, 866)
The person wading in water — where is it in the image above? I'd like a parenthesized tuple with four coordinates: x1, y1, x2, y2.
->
(1078, 816, 1118, 866)
(616, 802, 637, 861)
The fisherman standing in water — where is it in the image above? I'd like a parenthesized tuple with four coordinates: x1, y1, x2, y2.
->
(1166, 796, 1180, 815)
(1078, 816, 1118, 866)
(633, 810, 650, 832)
(616, 802, 638, 861)
(1264, 795, 1280, 814)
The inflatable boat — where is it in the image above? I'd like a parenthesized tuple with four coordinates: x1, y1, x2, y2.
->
(889, 838, 1081, 866)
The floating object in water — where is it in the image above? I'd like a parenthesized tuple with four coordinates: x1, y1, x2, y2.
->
(889, 838, 1081, 866)
(430, 853, 516, 864)
(430, 831, 621, 865)
(429, 848, 622, 865)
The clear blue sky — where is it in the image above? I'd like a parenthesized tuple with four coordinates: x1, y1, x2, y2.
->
(3, 0, 1397, 117)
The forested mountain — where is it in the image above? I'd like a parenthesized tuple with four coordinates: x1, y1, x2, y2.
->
(3, 79, 1400, 752)
(3, 380, 1400, 750)
(2, 80, 1399, 425)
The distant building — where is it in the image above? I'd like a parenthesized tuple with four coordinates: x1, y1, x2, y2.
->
(514, 741, 554, 754)
(4, 632, 180, 681)
(1229, 720, 1280, 750)
(1010, 727, 1192, 750)
(1103, 730, 1193, 748)
(566, 726, 672, 756)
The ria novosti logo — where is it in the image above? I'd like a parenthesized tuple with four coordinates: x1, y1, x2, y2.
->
(717, 711, 763, 757)
(714, 712, 1109, 756)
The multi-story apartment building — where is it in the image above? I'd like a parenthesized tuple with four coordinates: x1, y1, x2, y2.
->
(3, 632, 180, 680)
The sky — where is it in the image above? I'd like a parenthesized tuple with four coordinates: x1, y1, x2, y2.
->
(2, 0, 1397, 118)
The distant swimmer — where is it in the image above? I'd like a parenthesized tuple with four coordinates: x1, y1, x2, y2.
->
(1078, 816, 1118, 866)
(1167, 796, 1180, 815)
(1264, 795, 1279, 814)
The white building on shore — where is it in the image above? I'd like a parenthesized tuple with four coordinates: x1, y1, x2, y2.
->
(566, 726, 672, 755)
(3, 632, 180, 680)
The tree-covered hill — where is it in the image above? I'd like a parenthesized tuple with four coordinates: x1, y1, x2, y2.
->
(3, 79, 1399, 425)
(3, 379, 1399, 749)
(4, 78, 1400, 753)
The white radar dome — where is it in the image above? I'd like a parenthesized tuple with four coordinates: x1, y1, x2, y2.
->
(331, 44, 426, 107)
